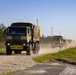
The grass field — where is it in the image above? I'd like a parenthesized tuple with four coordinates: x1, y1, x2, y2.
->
(0, 48, 6, 54)
(34, 47, 76, 63)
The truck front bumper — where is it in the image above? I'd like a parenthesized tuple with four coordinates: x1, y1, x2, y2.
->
(5, 42, 29, 51)
(10, 45, 23, 49)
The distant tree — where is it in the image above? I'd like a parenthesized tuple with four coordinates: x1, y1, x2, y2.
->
(42, 34, 45, 38)
(0, 23, 6, 42)
(40, 35, 52, 44)
(46, 36, 52, 43)
(0, 23, 6, 31)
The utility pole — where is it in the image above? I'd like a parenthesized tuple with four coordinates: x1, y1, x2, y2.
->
(51, 27, 53, 37)
(51, 27, 53, 44)
(36, 19, 38, 26)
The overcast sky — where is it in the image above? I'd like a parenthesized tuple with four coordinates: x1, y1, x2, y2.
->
(0, 0, 76, 40)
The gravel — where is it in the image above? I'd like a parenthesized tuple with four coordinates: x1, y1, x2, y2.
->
(0, 44, 52, 74)
(0, 48, 61, 74)
(0, 55, 38, 74)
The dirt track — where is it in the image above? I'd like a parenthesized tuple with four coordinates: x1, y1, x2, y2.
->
(0, 43, 76, 74)
(0, 44, 59, 74)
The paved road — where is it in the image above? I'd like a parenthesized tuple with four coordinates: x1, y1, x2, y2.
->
(12, 62, 76, 75)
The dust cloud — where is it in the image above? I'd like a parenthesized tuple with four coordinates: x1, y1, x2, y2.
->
(39, 42, 76, 54)
(39, 44, 60, 54)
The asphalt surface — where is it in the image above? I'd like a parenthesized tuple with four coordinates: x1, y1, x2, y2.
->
(12, 61, 76, 75)
(12, 61, 66, 75)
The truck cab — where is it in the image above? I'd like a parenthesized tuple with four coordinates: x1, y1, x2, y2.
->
(5, 22, 40, 55)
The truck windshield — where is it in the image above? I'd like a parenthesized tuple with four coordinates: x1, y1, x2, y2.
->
(7, 27, 27, 36)
(52, 38, 60, 42)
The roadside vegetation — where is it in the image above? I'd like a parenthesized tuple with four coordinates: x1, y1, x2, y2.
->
(0, 23, 6, 54)
(0, 70, 20, 75)
(0, 23, 6, 42)
(34, 47, 76, 63)
(0, 48, 6, 54)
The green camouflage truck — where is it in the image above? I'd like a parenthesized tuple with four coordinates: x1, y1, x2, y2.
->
(51, 35, 64, 48)
(5, 22, 40, 55)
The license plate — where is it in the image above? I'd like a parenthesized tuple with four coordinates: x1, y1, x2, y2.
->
(10, 45, 23, 49)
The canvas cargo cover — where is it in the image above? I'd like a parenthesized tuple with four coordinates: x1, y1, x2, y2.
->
(11, 22, 33, 27)
(33, 25, 40, 40)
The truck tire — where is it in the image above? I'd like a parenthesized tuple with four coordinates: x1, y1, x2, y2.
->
(6, 46, 12, 55)
(33, 42, 38, 54)
(60, 45, 63, 49)
(26, 44, 33, 55)
(37, 43, 40, 52)
(52, 45, 55, 48)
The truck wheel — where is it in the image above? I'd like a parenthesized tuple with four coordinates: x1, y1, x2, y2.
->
(60, 45, 62, 49)
(26, 44, 33, 55)
(33, 43, 38, 54)
(52, 46, 55, 48)
(37, 43, 40, 52)
(6, 46, 12, 55)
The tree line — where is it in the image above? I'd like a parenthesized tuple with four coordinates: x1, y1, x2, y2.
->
(0, 23, 6, 42)
(40, 35, 52, 44)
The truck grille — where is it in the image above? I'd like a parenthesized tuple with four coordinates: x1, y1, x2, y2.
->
(12, 41, 21, 44)
(12, 36, 21, 40)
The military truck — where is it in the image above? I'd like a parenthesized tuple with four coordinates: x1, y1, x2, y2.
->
(5, 22, 40, 55)
(51, 35, 64, 48)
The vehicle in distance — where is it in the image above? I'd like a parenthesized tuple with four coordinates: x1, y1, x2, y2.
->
(51, 35, 64, 48)
(5, 22, 40, 55)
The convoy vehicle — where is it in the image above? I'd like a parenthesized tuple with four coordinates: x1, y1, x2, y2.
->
(5, 22, 40, 55)
(51, 35, 64, 48)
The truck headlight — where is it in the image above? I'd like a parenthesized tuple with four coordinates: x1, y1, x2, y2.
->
(21, 36, 26, 40)
(7, 36, 12, 39)
(7, 43, 10, 46)
(23, 43, 26, 46)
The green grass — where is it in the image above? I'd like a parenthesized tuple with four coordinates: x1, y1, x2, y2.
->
(34, 47, 76, 63)
(0, 70, 20, 75)
(0, 48, 6, 54)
